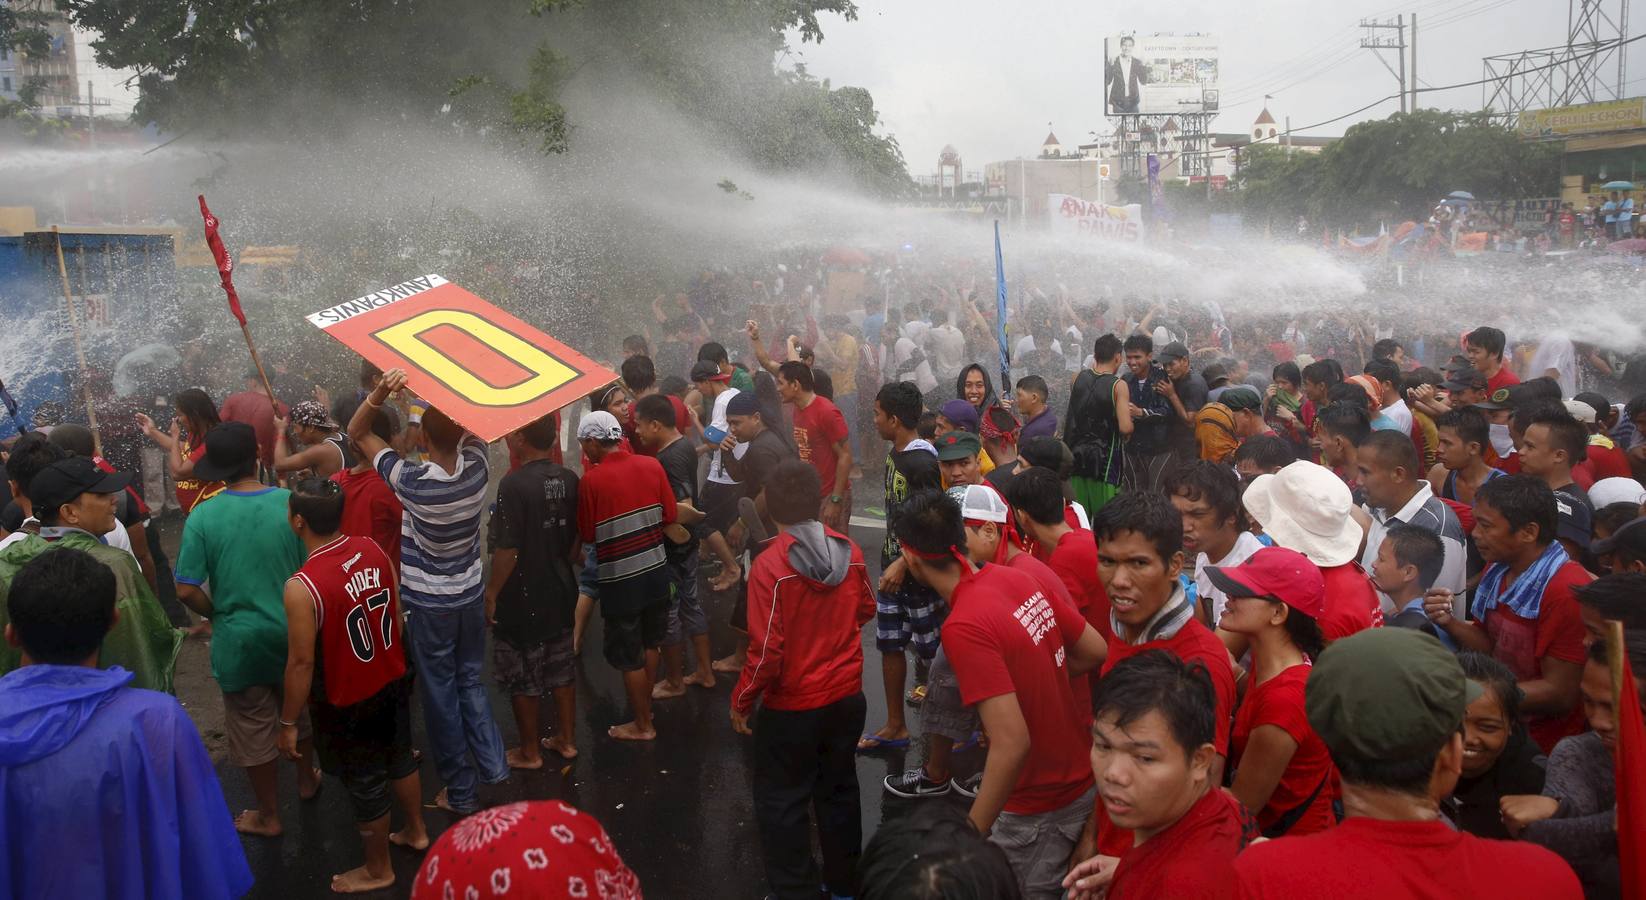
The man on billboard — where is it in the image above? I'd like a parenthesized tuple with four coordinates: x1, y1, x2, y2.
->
(1108, 36, 1147, 114)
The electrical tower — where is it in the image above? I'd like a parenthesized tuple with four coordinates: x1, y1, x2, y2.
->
(1360, 17, 1409, 113)
(1482, 0, 1631, 117)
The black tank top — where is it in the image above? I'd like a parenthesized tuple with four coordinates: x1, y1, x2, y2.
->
(325, 433, 357, 471)
(1066, 370, 1121, 482)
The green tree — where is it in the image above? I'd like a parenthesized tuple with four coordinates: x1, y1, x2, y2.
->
(1230, 109, 1560, 231)
(1, 0, 911, 195)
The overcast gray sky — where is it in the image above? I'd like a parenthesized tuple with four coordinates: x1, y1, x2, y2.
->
(785, 0, 1640, 175)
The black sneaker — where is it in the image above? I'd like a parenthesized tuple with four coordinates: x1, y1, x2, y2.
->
(883, 768, 952, 798)
(952, 772, 982, 799)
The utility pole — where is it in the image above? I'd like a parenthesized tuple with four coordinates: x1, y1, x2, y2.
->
(86, 79, 94, 144)
(1409, 14, 1418, 112)
(1360, 16, 1408, 114)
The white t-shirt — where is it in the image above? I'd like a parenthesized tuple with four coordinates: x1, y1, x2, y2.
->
(1193, 531, 1266, 627)
(927, 324, 968, 379)
(1381, 399, 1415, 437)
(1528, 335, 1577, 396)
(706, 388, 748, 485)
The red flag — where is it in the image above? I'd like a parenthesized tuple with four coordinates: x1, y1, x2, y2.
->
(198, 194, 245, 327)
(1614, 629, 1646, 899)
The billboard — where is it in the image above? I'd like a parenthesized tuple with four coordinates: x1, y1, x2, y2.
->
(1104, 33, 1219, 117)
(1048, 194, 1145, 242)
(1517, 97, 1646, 140)
(307, 275, 619, 442)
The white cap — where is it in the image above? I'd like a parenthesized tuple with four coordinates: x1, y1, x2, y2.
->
(576, 410, 624, 441)
(948, 483, 1010, 524)
(1589, 476, 1646, 509)
(1563, 399, 1598, 424)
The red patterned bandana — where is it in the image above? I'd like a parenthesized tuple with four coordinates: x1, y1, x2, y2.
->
(412, 801, 642, 900)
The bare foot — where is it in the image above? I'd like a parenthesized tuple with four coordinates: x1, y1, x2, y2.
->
(331, 864, 395, 894)
(298, 766, 322, 800)
(187, 620, 213, 638)
(651, 680, 686, 700)
(505, 747, 543, 770)
(235, 809, 282, 837)
(683, 671, 717, 689)
(708, 565, 741, 592)
(711, 654, 745, 674)
(389, 827, 430, 851)
(431, 788, 464, 814)
(541, 736, 579, 759)
(608, 722, 657, 741)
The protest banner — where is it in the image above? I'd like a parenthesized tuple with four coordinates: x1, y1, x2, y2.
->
(307, 275, 619, 442)
(1047, 194, 1146, 243)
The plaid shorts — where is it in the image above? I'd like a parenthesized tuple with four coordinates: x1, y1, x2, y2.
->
(920, 648, 977, 742)
(493, 631, 576, 696)
(875, 578, 946, 660)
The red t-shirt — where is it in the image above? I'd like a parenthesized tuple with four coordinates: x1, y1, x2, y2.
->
(1098, 618, 1237, 855)
(290, 534, 406, 708)
(941, 563, 1094, 815)
(175, 440, 225, 515)
(1481, 560, 1591, 753)
(219, 390, 290, 466)
(1232, 664, 1337, 836)
(1006, 550, 1093, 725)
(1048, 529, 1114, 643)
(1485, 365, 1520, 396)
(330, 466, 404, 570)
(1318, 563, 1381, 643)
(1573, 442, 1631, 489)
(1233, 816, 1582, 900)
(791, 395, 849, 496)
(1110, 789, 1249, 900)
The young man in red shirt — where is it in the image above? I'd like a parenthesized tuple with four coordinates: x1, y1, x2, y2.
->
(893, 488, 1105, 899)
(1079, 491, 1237, 860)
(731, 460, 875, 900)
(775, 361, 852, 532)
(1242, 460, 1381, 644)
(277, 478, 426, 893)
(327, 404, 403, 569)
(1233, 629, 1581, 900)
(1465, 326, 1520, 396)
(1424, 475, 1590, 753)
(1005, 466, 1113, 641)
(575, 410, 678, 742)
(1064, 651, 1255, 900)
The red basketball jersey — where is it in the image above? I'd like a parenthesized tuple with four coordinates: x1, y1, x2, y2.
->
(291, 535, 406, 707)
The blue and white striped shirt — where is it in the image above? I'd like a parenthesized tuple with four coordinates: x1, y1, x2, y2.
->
(375, 437, 490, 610)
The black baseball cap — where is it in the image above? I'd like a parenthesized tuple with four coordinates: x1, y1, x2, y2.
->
(1592, 514, 1646, 558)
(690, 360, 729, 383)
(1442, 368, 1488, 392)
(1472, 384, 1522, 411)
(26, 456, 131, 515)
(191, 422, 260, 482)
(1221, 387, 1263, 412)
(1158, 341, 1190, 362)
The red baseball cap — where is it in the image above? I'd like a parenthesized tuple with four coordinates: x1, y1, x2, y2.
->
(1205, 546, 1325, 620)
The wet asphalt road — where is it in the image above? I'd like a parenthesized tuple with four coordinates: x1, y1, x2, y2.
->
(218, 521, 980, 899)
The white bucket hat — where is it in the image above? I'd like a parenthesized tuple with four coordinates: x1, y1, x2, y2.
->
(1243, 460, 1361, 567)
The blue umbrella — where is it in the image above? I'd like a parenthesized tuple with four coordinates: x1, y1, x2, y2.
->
(1447, 190, 1475, 200)
(1603, 180, 1636, 191)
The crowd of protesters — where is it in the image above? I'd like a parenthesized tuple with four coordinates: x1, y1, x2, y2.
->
(5, 258, 1646, 900)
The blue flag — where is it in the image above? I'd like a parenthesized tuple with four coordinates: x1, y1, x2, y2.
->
(994, 220, 1010, 392)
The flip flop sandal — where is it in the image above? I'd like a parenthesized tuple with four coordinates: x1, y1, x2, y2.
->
(856, 733, 912, 752)
(905, 684, 927, 706)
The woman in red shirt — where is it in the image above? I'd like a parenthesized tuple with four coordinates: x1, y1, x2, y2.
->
(136, 388, 226, 516)
(1207, 546, 1338, 837)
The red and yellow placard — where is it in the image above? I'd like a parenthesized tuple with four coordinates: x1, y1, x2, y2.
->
(308, 275, 617, 442)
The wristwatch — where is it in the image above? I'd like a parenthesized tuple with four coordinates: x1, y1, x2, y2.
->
(828, 494, 843, 503)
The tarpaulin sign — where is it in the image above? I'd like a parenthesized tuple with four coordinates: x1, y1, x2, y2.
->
(308, 275, 618, 442)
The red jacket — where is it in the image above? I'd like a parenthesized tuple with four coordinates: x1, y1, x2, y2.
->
(733, 525, 876, 714)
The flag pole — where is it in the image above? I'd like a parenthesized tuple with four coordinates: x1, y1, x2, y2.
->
(50, 226, 102, 455)
(197, 196, 278, 411)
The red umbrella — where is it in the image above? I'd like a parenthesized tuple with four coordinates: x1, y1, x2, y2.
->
(1606, 238, 1646, 254)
